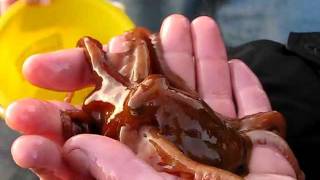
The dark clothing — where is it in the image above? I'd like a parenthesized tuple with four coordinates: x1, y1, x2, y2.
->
(228, 33, 320, 180)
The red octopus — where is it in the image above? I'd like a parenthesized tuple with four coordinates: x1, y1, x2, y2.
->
(61, 28, 303, 180)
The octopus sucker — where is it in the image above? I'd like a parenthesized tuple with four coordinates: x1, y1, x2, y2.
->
(61, 28, 303, 179)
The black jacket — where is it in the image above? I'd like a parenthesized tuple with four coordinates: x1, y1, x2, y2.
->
(228, 33, 320, 180)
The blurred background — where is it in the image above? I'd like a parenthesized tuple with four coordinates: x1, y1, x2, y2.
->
(0, 0, 319, 179)
(119, 0, 320, 46)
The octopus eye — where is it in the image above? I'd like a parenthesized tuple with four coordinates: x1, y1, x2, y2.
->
(130, 107, 145, 116)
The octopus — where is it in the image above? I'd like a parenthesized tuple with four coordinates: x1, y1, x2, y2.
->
(61, 28, 304, 180)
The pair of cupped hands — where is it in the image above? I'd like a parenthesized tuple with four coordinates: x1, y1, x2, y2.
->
(2, 0, 298, 179)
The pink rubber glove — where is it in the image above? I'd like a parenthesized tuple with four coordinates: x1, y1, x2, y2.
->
(5, 15, 299, 180)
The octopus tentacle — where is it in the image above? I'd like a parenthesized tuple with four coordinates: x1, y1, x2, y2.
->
(239, 111, 286, 138)
(78, 37, 131, 88)
(220, 111, 286, 138)
(139, 127, 243, 180)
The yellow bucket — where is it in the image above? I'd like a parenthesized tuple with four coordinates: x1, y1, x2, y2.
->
(0, 0, 134, 113)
